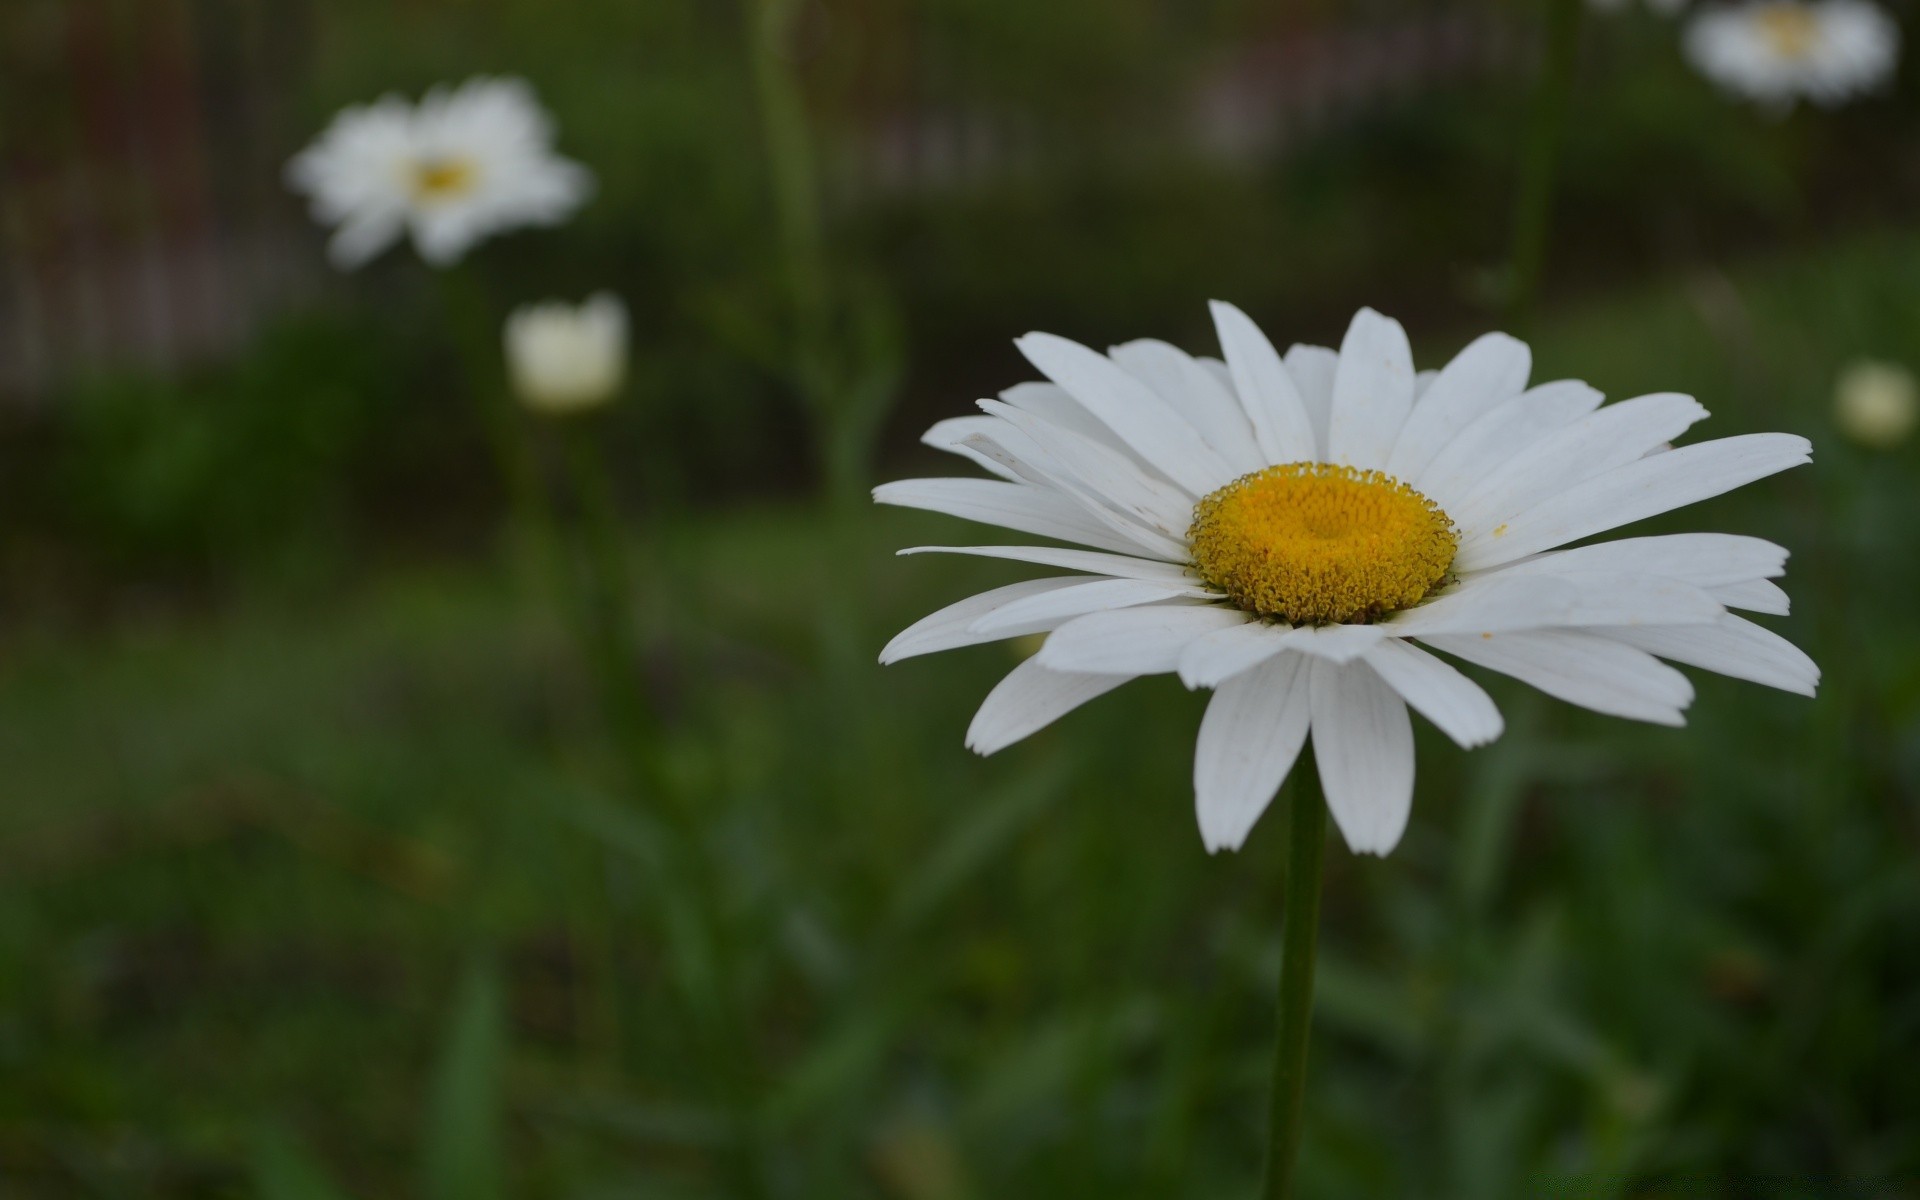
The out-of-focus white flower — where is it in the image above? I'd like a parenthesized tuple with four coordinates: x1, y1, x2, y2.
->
(505, 293, 629, 414)
(880, 304, 1816, 857)
(287, 77, 593, 270)
(1683, 0, 1899, 108)
(1833, 359, 1917, 448)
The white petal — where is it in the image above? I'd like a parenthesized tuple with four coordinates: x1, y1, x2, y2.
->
(1192, 655, 1312, 852)
(1014, 333, 1235, 495)
(1387, 571, 1722, 637)
(1455, 433, 1812, 571)
(920, 416, 1022, 481)
(957, 426, 1192, 561)
(1039, 604, 1250, 676)
(874, 477, 1183, 561)
(1599, 615, 1819, 697)
(1489, 533, 1789, 588)
(1708, 578, 1790, 615)
(997, 382, 1141, 463)
(880, 578, 1092, 664)
(977, 400, 1197, 541)
(1365, 638, 1505, 748)
(1326, 307, 1416, 472)
(326, 207, 406, 270)
(1277, 623, 1393, 663)
(1420, 630, 1694, 726)
(966, 657, 1130, 755)
(1310, 658, 1416, 856)
(1414, 380, 1605, 514)
(1283, 344, 1339, 459)
(1384, 332, 1532, 483)
(1108, 339, 1265, 475)
(969, 577, 1205, 635)
(1209, 301, 1318, 464)
(898, 544, 1201, 586)
(1451, 393, 1709, 535)
(1177, 621, 1295, 689)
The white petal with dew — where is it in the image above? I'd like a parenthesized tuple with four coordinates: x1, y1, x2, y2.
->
(1193, 655, 1312, 852)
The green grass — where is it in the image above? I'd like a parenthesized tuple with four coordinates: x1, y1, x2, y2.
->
(4, 230, 1920, 1198)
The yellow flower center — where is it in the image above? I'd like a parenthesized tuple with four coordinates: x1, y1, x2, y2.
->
(410, 157, 479, 203)
(1188, 462, 1457, 625)
(1754, 3, 1820, 58)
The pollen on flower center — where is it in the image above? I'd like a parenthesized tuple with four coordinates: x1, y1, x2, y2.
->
(1187, 462, 1457, 625)
(410, 157, 479, 202)
(1754, 3, 1820, 58)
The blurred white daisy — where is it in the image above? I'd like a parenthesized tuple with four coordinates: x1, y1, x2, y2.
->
(1833, 358, 1917, 448)
(1684, 0, 1899, 108)
(879, 305, 1816, 857)
(505, 293, 629, 414)
(287, 77, 593, 270)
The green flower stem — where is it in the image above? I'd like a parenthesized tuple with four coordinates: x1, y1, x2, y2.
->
(1504, 0, 1584, 328)
(433, 267, 557, 576)
(558, 419, 654, 779)
(1261, 760, 1328, 1200)
(555, 420, 768, 1196)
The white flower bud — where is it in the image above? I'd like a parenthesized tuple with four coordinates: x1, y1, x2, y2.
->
(504, 293, 628, 414)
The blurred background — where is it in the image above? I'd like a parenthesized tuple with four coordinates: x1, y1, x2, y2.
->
(3, 0, 1918, 1196)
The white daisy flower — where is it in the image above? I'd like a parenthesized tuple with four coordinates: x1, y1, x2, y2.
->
(505, 293, 629, 415)
(879, 304, 1817, 857)
(1683, 0, 1900, 108)
(287, 76, 593, 270)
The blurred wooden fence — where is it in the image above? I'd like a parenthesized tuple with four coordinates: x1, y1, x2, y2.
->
(0, 1, 1521, 403)
(0, 0, 314, 403)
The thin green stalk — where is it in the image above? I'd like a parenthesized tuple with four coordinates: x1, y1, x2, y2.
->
(433, 268, 557, 574)
(555, 421, 768, 1196)
(1261, 761, 1328, 1200)
(559, 420, 654, 783)
(1504, 0, 1584, 329)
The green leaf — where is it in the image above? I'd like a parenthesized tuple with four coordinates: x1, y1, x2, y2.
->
(250, 1125, 352, 1200)
(420, 955, 509, 1200)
